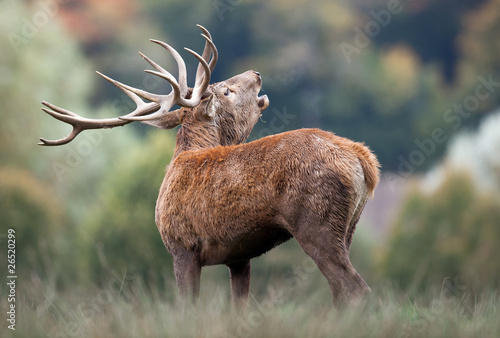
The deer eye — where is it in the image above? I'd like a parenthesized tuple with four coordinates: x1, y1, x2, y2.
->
(224, 88, 230, 96)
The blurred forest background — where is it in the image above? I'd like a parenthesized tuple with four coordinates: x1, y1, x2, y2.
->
(1, 0, 500, 335)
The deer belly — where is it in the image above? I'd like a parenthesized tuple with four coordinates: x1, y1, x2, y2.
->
(201, 227, 292, 266)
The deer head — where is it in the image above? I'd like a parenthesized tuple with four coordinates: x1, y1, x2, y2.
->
(39, 25, 269, 157)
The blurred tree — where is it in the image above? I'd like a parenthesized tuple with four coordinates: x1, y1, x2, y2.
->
(80, 131, 177, 286)
(54, 0, 140, 51)
(0, 1, 93, 171)
(379, 173, 500, 292)
(379, 110, 500, 292)
(365, 0, 488, 83)
(458, 0, 500, 111)
(0, 167, 75, 285)
(0, 1, 144, 285)
(321, 48, 449, 169)
(4, 0, 143, 209)
(0, 1, 99, 286)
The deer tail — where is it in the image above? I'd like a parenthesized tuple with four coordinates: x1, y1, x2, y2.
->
(353, 142, 380, 198)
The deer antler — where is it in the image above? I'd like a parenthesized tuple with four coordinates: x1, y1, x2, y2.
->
(39, 24, 218, 146)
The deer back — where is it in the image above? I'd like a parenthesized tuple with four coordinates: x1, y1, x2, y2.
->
(156, 128, 380, 259)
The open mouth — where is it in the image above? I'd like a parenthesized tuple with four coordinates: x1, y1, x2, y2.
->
(258, 94, 269, 109)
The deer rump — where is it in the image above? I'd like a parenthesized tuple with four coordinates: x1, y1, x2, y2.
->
(157, 128, 379, 266)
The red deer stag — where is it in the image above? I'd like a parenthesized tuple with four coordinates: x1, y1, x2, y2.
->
(39, 25, 380, 308)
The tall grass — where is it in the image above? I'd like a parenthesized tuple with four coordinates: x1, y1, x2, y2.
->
(2, 272, 499, 338)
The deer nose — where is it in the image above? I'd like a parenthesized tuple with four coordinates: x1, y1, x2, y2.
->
(254, 71, 261, 78)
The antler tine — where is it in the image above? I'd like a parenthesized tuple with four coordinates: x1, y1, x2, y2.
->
(97, 71, 169, 106)
(149, 39, 188, 97)
(196, 25, 218, 72)
(96, 71, 156, 115)
(193, 28, 218, 89)
(139, 53, 182, 100)
(114, 42, 188, 122)
(40, 100, 80, 118)
(98, 68, 183, 123)
(182, 47, 210, 106)
(197, 24, 212, 41)
(138, 52, 171, 80)
(192, 27, 217, 101)
(39, 103, 84, 145)
(195, 33, 212, 82)
(39, 101, 134, 146)
(39, 126, 81, 146)
(196, 34, 217, 84)
(207, 35, 218, 73)
(121, 39, 212, 121)
(109, 30, 214, 122)
(41, 102, 84, 124)
(119, 69, 182, 122)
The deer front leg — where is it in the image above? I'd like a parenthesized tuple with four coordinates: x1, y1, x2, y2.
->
(172, 250, 202, 303)
(227, 260, 251, 309)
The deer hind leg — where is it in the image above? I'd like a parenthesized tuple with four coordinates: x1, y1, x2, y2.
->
(227, 260, 251, 309)
(172, 249, 202, 303)
(291, 224, 370, 308)
(345, 195, 368, 252)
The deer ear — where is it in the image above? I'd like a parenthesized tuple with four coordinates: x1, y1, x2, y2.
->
(198, 94, 216, 119)
(139, 108, 182, 130)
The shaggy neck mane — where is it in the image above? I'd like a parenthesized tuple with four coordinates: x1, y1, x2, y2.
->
(173, 120, 220, 158)
(217, 109, 248, 147)
(172, 108, 253, 158)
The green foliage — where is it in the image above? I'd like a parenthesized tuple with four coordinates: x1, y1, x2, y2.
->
(0, 1, 93, 170)
(459, 0, 500, 110)
(379, 172, 500, 292)
(80, 131, 177, 285)
(0, 167, 75, 282)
